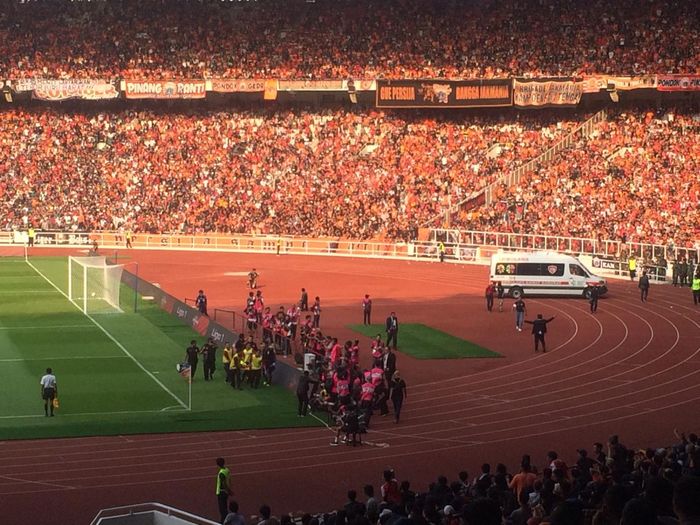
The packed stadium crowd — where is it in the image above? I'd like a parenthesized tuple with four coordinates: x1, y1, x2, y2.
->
(3, 105, 699, 246)
(1, 0, 699, 80)
(470, 110, 700, 247)
(222, 433, 700, 525)
(0, 108, 577, 240)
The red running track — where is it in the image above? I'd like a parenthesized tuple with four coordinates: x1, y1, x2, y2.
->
(1, 250, 699, 525)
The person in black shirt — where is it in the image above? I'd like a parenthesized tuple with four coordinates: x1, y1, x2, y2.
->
(524, 314, 555, 352)
(195, 290, 208, 316)
(589, 285, 600, 313)
(296, 370, 318, 417)
(185, 340, 200, 380)
(300, 288, 309, 311)
(201, 338, 217, 381)
(389, 371, 407, 424)
(639, 270, 650, 302)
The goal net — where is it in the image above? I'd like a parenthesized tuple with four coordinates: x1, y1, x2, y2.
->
(68, 256, 125, 314)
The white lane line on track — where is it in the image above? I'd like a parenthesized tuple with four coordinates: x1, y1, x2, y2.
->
(1, 287, 698, 493)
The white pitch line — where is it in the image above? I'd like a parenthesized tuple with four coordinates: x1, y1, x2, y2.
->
(0, 290, 59, 294)
(0, 408, 188, 420)
(0, 355, 128, 363)
(24, 260, 189, 410)
(0, 324, 95, 331)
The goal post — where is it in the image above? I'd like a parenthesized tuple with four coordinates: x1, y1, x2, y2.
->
(68, 256, 125, 314)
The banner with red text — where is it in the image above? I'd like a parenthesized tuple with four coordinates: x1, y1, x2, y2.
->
(278, 80, 344, 91)
(656, 75, 700, 92)
(11, 79, 119, 100)
(208, 79, 265, 93)
(513, 78, 583, 108)
(123, 79, 206, 99)
(376, 79, 512, 108)
(581, 75, 657, 93)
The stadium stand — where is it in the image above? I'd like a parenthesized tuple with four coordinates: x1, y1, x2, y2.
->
(1, 107, 698, 248)
(90, 434, 700, 525)
(0, 108, 579, 240)
(466, 109, 700, 247)
(1, 0, 699, 80)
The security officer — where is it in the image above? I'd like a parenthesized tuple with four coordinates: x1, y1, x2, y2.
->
(692, 271, 700, 306)
(215, 458, 231, 523)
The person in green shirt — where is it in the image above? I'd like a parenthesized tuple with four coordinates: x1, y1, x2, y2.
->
(215, 457, 231, 524)
(250, 351, 263, 389)
(692, 271, 700, 305)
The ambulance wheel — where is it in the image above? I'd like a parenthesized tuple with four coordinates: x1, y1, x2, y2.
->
(510, 286, 524, 299)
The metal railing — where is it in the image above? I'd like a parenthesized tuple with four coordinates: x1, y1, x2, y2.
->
(90, 502, 219, 525)
(430, 228, 699, 263)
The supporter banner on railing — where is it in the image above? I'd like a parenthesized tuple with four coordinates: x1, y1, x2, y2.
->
(656, 75, 700, 92)
(278, 80, 344, 91)
(581, 75, 657, 93)
(513, 78, 583, 107)
(376, 79, 512, 108)
(207, 79, 265, 93)
(123, 80, 206, 99)
(11, 79, 119, 100)
(342, 79, 377, 91)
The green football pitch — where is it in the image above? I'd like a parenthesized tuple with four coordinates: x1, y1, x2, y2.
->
(348, 323, 501, 359)
(0, 256, 317, 440)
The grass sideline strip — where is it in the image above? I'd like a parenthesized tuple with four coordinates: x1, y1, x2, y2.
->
(348, 323, 501, 359)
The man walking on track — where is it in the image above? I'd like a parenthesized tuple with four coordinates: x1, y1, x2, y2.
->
(485, 282, 495, 312)
(386, 312, 399, 349)
(496, 281, 505, 312)
(525, 314, 555, 352)
(300, 288, 309, 311)
(639, 270, 650, 302)
(215, 457, 231, 524)
(40, 367, 57, 417)
(513, 297, 526, 331)
(362, 294, 372, 325)
(589, 284, 600, 313)
(248, 268, 258, 289)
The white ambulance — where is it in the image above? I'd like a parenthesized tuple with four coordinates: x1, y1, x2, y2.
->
(489, 251, 608, 299)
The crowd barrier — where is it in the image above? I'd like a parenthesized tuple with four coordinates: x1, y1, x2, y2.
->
(6, 229, 687, 284)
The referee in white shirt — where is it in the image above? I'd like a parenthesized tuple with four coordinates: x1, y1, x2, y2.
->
(40, 367, 58, 417)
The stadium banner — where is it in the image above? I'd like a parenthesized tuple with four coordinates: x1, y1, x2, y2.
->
(33, 231, 92, 246)
(375, 79, 512, 108)
(11, 79, 119, 100)
(123, 79, 206, 99)
(278, 79, 345, 91)
(342, 79, 377, 91)
(656, 75, 700, 92)
(513, 78, 583, 108)
(207, 79, 265, 93)
(581, 75, 657, 93)
(263, 79, 278, 100)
